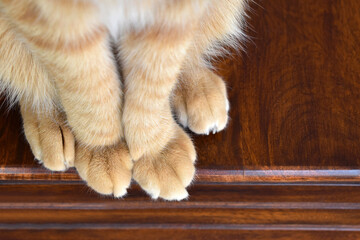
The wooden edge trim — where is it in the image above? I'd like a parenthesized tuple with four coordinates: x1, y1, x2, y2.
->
(1, 167, 360, 182)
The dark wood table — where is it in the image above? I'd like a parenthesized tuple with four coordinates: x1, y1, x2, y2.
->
(1, 0, 360, 239)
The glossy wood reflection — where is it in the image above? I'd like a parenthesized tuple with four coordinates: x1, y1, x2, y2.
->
(196, 0, 360, 171)
(1, 0, 360, 180)
(1, 0, 360, 239)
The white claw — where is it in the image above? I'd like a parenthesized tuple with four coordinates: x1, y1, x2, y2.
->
(212, 128, 217, 134)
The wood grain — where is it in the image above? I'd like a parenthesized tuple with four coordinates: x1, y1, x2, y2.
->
(1, 183, 360, 239)
(1, 0, 360, 238)
(1, 0, 360, 182)
(198, 0, 360, 176)
(2, 230, 360, 240)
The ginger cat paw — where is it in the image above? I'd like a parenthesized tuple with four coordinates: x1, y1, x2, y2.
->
(172, 67, 229, 135)
(132, 126, 196, 201)
(21, 105, 75, 171)
(75, 142, 133, 198)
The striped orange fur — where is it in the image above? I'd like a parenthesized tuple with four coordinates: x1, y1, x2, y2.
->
(0, 0, 248, 200)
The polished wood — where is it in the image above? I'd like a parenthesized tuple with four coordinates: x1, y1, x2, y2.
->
(3, 230, 360, 240)
(208, 0, 360, 171)
(2, 0, 360, 181)
(1, 183, 360, 239)
(1, 0, 360, 238)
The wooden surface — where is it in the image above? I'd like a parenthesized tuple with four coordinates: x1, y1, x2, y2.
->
(2, 0, 360, 182)
(1, 183, 360, 239)
(1, 0, 360, 239)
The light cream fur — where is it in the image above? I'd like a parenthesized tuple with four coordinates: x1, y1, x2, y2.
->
(0, 0, 248, 200)
(20, 102, 75, 171)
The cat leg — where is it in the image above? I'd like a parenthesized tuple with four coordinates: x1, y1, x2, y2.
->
(172, 0, 247, 134)
(1, 1, 123, 147)
(1, 2, 132, 195)
(1, 13, 77, 171)
(1, 14, 74, 171)
(20, 101, 75, 171)
(120, 33, 197, 200)
(0, 15, 56, 111)
(118, 8, 209, 200)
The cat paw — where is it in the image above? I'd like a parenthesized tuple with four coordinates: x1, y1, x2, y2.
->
(132, 126, 196, 201)
(172, 67, 229, 135)
(21, 106, 75, 171)
(75, 142, 133, 197)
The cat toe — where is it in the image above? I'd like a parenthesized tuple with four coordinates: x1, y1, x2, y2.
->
(39, 122, 75, 172)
